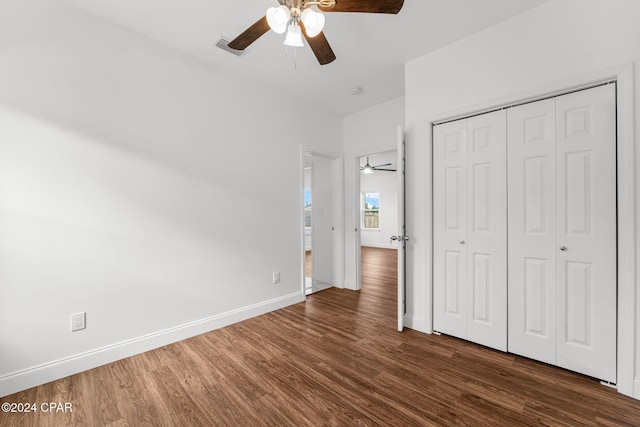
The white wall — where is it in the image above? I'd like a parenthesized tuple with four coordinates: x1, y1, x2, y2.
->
(0, 0, 341, 396)
(405, 0, 640, 397)
(360, 152, 398, 248)
(343, 97, 405, 289)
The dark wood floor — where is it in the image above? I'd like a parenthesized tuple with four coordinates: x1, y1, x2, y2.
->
(3, 247, 640, 426)
(361, 246, 397, 289)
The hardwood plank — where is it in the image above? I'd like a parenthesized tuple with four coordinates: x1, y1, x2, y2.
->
(2, 247, 640, 426)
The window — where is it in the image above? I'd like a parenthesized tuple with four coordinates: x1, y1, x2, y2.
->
(362, 192, 380, 229)
(304, 190, 312, 228)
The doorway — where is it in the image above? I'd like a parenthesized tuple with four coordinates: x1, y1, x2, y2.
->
(303, 152, 337, 295)
(357, 150, 399, 294)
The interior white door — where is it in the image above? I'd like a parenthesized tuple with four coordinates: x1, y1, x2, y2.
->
(433, 119, 468, 339)
(555, 84, 617, 383)
(465, 111, 507, 351)
(397, 126, 406, 332)
(507, 98, 558, 364)
(433, 111, 507, 351)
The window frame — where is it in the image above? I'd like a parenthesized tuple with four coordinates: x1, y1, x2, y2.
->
(361, 191, 381, 230)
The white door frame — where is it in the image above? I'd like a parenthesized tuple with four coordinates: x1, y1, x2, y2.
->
(300, 147, 345, 298)
(424, 63, 636, 398)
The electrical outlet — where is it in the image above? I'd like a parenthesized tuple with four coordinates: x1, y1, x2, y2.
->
(272, 272, 280, 284)
(71, 312, 86, 332)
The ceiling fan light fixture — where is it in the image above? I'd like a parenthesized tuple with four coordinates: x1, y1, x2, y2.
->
(284, 23, 304, 47)
(362, 164, 374, 174)
(301, 8, 325, 38)
(266, 5, 290, 34)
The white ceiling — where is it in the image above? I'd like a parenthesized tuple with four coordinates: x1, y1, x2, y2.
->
(60, 0, 549, 115)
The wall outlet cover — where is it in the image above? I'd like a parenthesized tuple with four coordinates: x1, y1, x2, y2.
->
(71, 312, 86, 332)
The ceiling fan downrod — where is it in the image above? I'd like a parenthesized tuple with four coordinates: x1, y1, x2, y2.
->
(284, 0, 336, 10)
(313, 0, 337, 8)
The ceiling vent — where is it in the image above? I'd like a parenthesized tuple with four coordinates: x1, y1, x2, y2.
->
(216, 37, 246, 57)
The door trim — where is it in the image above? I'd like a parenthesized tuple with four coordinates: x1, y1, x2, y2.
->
(425, 63, 636, 398)
(615, 64, 636, 398)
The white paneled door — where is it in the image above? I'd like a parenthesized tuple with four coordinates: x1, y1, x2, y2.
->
(555, 85, 617, 382)
(507, 98, 558, 365)
(434, 119, 468, 339)
(434, 110, 507, 351)
(508, 84, 617, 383)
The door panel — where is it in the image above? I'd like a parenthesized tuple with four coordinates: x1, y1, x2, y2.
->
(564, 151, 591, 235)
(524, 257, 549, 336)
(466, 111, 507, 351)
(565, 261, 592, 346)
(444, 167, 463, 230)
(472, 252, 491, 323)
(555, 84, 617, 383)
(472, 163, 491, 232)
(524, 156, 548, 234)
(444, 251, 463, 315)
(434, 120, 468, 339)
(507, 98, 557, 365)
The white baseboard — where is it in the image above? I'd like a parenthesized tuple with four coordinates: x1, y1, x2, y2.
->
(0, 291, 304, 397)
(634, 377, 640, 399)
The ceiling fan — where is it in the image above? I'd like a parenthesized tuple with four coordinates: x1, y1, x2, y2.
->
(361, 157, 396, 174)
(227, 0, 404, 65)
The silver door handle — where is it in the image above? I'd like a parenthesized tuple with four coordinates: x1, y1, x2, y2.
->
(390, 235, 409, 243)
(460, 240, 465, 245)
(560, 246, 567, 251)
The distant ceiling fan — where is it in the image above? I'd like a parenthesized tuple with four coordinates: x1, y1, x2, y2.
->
(361, 157, 396, 174)
(227, 0, 404, 65)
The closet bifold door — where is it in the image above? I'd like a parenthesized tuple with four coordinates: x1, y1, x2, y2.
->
(507, 98, 557, 365)
(508, 84, 617, 383)
(555, 85, 617, 383)
(434, 110, 507, 351)
(433, 119, 468, 340)
(466, 112, 507, 351)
